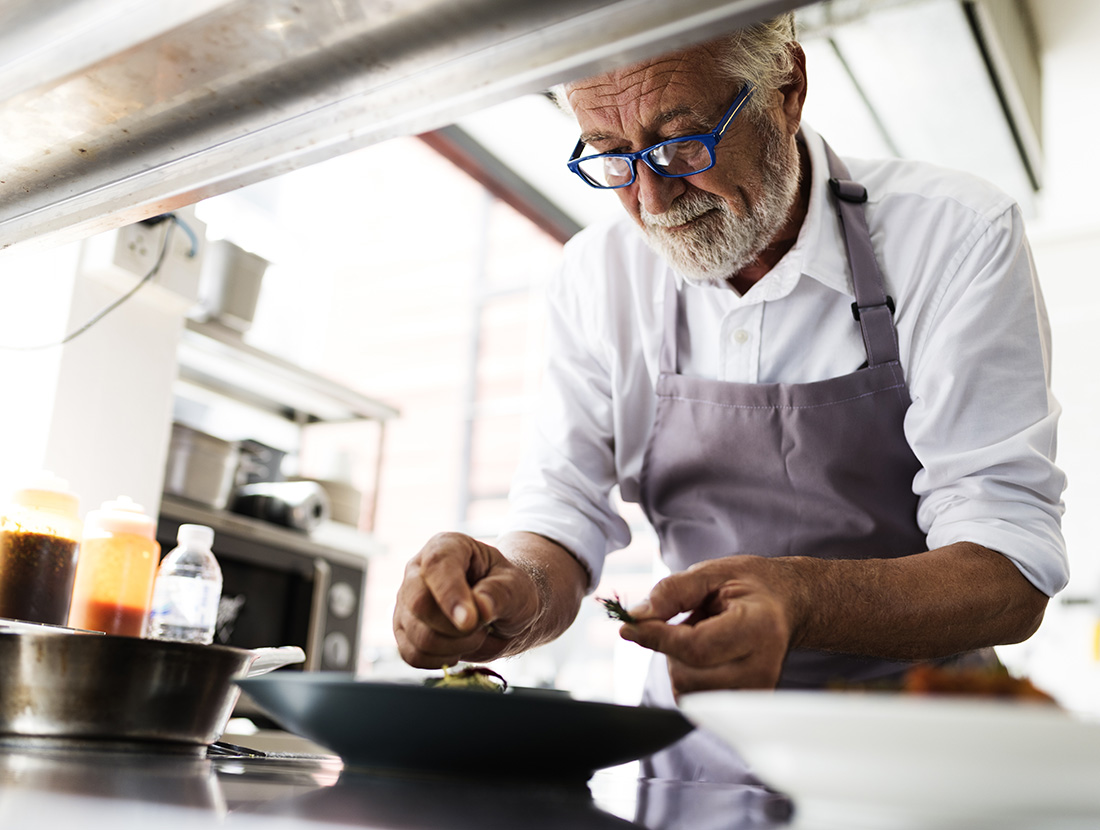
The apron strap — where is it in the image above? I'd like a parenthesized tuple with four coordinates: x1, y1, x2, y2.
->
(822, 141, 901, 368)
(660, 270, 680, 375)
(659, 140, 901, 374)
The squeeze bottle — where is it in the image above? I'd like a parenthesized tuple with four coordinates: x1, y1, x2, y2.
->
(68, 496, 159, 636)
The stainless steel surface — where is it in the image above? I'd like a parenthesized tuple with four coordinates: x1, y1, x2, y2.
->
(0, 724, 1079, 827)
(0, 0, 808, 254)
(0, 733, 798, 829)
(0, 632, 303, 746)
(0, 0, 232, 102)
(306, 559, 332, 672)
(0, 741, 669, 829)
(0, 617, 104, 635)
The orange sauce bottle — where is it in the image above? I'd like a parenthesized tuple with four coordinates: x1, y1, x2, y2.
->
(67, 497, 160, 636)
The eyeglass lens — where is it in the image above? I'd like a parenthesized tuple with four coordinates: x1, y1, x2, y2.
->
(576, 138, 712, 187)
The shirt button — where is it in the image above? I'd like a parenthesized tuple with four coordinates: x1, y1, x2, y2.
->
(733, 329, 750, 344)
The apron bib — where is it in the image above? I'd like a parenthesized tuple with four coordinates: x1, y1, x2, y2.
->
(635, 142, 985, 783)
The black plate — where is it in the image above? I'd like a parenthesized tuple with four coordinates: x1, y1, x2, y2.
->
(237, 672, 694, 782)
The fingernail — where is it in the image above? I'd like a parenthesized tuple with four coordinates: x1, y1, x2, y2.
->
(479, 596, 495, 620)
(452, 603, 470, 628)
(473, 591, 495, 622)
(627, 600, 652, 619)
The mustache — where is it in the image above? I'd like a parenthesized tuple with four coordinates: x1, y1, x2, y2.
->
(641, 191, 725, 229)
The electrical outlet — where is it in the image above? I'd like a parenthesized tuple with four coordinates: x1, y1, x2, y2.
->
(112, 221, 164, 277)
(78, 206, 207, 313)
(112, 213, 200, 281)
(114, 208, 205, 308)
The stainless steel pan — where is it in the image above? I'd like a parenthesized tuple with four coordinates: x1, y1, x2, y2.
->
(0, 631, 303, 746)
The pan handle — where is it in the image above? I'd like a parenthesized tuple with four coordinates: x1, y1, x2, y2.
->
(244, 645, 306, 677)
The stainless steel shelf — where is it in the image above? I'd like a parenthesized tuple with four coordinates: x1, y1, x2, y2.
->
(159, 494, 380, 566)
(178, 319, 399, 425)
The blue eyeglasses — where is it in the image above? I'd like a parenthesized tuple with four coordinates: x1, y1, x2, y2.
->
(566, 83, 755, 189)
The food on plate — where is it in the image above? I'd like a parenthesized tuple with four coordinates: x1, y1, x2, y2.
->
(424, 665, 507, 692)
(596, 593, 637, 623)
(831, 663, 1057, 703)
(900, 663, 1057, 703)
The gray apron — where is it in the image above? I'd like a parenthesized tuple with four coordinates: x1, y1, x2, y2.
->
(635, 142, 990, 784)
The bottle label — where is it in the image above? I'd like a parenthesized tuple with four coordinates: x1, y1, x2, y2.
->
(149, 575, 220, 631)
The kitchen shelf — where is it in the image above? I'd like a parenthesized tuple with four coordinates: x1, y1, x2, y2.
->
(175, 318, 398, 533)
(158, 494, 381, 565)
(177, 318, 399, 425)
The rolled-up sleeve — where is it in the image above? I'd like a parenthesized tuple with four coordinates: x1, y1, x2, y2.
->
(498, 255, 631, 588)
(907, 203, 1068, 596)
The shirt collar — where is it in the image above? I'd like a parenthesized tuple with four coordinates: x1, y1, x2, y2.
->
(793, 123, 854, 300)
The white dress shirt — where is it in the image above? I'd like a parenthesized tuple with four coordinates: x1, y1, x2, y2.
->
(501, 125, 1068, 597)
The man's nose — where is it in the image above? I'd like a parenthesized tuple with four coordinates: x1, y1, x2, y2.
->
(634, 162, 685, 215)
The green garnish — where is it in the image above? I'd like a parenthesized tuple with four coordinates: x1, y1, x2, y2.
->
(596, 593, 636, 623)
(425, 665, 507, 693)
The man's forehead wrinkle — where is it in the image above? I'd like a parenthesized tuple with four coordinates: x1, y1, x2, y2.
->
(572, 56, 716, 145)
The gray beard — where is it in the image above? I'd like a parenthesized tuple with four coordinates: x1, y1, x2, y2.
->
(639, 118, 801, 289)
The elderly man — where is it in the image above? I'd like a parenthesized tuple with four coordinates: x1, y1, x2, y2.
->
(393, 14, 1067, 780)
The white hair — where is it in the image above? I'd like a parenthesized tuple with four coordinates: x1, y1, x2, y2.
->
(715, 13, 799, 119)
(551, 14, 799, 118)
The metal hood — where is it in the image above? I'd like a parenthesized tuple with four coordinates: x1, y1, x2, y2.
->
(0, 0, 808, 254)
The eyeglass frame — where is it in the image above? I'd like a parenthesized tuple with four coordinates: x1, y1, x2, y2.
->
(566, 82, 756, 190)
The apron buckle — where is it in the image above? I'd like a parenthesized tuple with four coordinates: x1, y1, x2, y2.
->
(851, 296, 895, 321)
(829, 177, 868, 203)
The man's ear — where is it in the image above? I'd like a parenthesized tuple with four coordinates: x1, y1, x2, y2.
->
(779, 43, 808, 136)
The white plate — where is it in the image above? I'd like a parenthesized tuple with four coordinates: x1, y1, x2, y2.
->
(680, 690, 1100, 829)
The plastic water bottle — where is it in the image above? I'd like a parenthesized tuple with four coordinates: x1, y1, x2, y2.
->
(147, 524, 222, 644)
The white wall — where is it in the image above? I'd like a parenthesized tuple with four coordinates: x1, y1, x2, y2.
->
(999, 0, 1100, 713)
(0, 219, 202, 521)
(0, 242, 81, 499)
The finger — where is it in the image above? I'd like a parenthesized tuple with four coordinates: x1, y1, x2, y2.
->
(469, 569, 539, 638)
(619, 614, 755, 667)
(628, 566, 730, 622)
(398, 564, 476, 634)
(416, 534, 491, 632)
(393, 610, 490, 669)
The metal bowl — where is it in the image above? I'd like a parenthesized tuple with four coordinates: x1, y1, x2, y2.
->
(0, 632, 302, 747)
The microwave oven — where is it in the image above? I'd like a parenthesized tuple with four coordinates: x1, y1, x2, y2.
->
(156, 495, 368, 673)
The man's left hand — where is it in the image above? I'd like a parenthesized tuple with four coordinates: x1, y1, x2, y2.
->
(619, 556, 793, 696)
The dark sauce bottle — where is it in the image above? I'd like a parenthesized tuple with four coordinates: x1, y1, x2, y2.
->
(0, 474, 82, 626)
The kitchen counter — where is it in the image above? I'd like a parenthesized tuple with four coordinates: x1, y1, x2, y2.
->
(0, 738, 790, 830)
(8, 734, 1099, 829)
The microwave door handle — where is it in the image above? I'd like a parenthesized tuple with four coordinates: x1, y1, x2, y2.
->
(306, 558, 332, 671)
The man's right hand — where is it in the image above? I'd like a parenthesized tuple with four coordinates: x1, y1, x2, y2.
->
(392, 531, 542, 668)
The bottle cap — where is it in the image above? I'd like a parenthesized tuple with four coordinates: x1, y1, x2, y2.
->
(10, 471, 79, 517)
(177, 523, 215, 550)
(84, 496, 156, 539)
